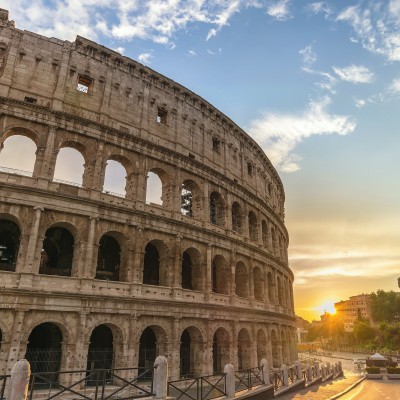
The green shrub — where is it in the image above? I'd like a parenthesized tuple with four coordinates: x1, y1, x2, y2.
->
(387, 367, 400, 374)
(366, 367, 380, 374)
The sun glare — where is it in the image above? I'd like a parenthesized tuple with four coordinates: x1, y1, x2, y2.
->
(316, 300, 336, 316)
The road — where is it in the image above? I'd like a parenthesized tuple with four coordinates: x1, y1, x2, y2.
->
(340, 379, 400, 400)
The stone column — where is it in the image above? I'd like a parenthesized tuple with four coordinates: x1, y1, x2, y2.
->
(170, 318, 180, 380)
(224, 363, 235, 399)
(231, 322, 238, 371)
(125, 172, 137, 201)
(6, 311, 26, 373)
(203, 182, 210, 225)
(172, 236, 182, 288)
(84, 217, 97, 278)
(230, 251, 236, 302)
(7, 359, 30, 400)
(131, 228, 144, 289)
(261, 358, 270, 385)
(154, 356, 168, 399)
(205, 244, 212, 300)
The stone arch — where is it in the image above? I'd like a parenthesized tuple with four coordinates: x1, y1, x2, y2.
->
(212, 327, 230, 373)
(212, 255, 230, 295)
(86, 324, 114, 371)
(40, 222, 77, 277)
(237, 328, 252, 369)
(146, 167, 170, 207)
(235, 261, 249, 298)
(181, 247, 204, 291)
(253, 266, 264, 301)
(256, 329, 267, 364)
(181, 179, 201, 218)
(179, 325, 205, 377)
(0, 217, 21, 272)
(209, 191, 225, 226)
(95, 231, 124, 282)
(231, 202, 243, 234)
(143, 239, 170, 286)
(138, 325, 168, 376)
(0, 125, 39, 145)
(248, 211, 258, 242)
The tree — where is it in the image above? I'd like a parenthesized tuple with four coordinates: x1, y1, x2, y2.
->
(353, 320, 375, 345)
(370, 290, 400, 323)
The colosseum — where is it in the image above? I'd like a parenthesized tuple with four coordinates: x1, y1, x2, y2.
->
(0, 8, 296, 379)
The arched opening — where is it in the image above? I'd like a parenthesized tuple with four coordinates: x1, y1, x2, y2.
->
(181, 251, 193, 290)
(0, 219, 20, 272)
(103, 160, 127, 197)
(231, 202, 243, 234)
(248, 211, 258, 242)
(181, 183, 193, 217)
(212, 255, 229, 295)
(40, 227, 74, 276)
(53, 147, 85, 186)
(256, 330, 267, 364)
(235, 262, 249, 298)
(146, 171, 163, 205)
(96, 235, 121, 281)
(143, 243, 160, 285)
(237, 329, 252, 370)
(261, 220, 268, 246)
(179, 327, 204, 377)
(253, 267, 264, 301)
(182, 248, 203, 291)
(25, 323, 62, 382)
(271, 330, 279, 367)
(0, 134, 36, 176)
(139, 327, 157, 377)
(281, 331, 289, 364)
(87, 325, 114, 370)
(212, 328, 230, 373)
(209, 192, 224, 226)
(267, 272, 274, 303)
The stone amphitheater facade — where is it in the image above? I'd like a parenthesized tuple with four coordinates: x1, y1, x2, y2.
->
(0, 9, 296, 378)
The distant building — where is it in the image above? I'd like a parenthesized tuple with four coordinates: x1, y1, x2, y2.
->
(335, 294, 372, 332)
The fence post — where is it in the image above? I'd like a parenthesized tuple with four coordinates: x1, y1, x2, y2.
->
(338, 361, 342, 373)
(260, 358, 270, 385)
(154, 355, 168, 399)
(326, 362, 331, 376)
(306, 363, 312, 381)
(224, 363, 235, 399)
(314, 362, 320, 378)
(294, 361, 302, 380)
(280, 364, 288, 387)
(7, 359, 30, 400)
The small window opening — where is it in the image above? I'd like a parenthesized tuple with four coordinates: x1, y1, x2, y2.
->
(157, 108, 168, 124)
(181, 184, 193, 217)
(24, 96, 37, 104)
(247, 162, 253, 176)
(77, 76, 92, 93)
(212, 137, 221, 153)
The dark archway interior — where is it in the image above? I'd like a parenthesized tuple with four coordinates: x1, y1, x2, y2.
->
(96, 235, 120, 281)
(87, 325, 114, 371)
(139, 327, 157, 377)
(181, 251, 193, 290)
(143, 243, 160, 285)
(180, 329, 191, 377)
(41, 227, 74, 276)
(0, 219, 20, 271)
(25, 323, 62, 377)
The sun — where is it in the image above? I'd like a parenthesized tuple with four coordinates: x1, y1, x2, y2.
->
(316, 300, 337, 316)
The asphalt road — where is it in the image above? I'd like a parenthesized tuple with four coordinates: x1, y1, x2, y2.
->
(339, 379, 400, 400)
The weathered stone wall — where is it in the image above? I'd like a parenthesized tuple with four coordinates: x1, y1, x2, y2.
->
(0, 9, 296, 379)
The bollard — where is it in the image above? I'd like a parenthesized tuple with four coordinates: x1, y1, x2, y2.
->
(224, 363, 235, 399)
(154, 356, 168, 399)
(7, 359, 30, 400)
(321, 364, 326, 378)
(338, 361, 342, 372)
(306, 363, 312, 381)
(326, 362, 331, 376)
(314, 362, 320, 378)
(260, 358, 270, 385)
(280, 364, 288, 387)
(294, 360, 302, 380)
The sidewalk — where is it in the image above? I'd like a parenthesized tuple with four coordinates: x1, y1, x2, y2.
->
(276, 373, 365, 400)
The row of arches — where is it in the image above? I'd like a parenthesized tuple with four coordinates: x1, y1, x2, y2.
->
(0, 217, 293, 307)
(2, 321, 294, 378)
(0, 133, 287, 260)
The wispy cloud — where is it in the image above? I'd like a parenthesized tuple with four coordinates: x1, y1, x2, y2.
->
(337, 2, 400, 62)
(389, 77, 400, 93)
(247, 96, 356, 172)
(299, 44, 317, 68)
(138, 52, 153, 65)
(266, 0, 292, 21)
(332, 65, 374, 84)
(305, 2, 333, 18)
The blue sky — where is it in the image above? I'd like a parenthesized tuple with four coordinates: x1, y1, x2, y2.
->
(2, 0, 400, 320)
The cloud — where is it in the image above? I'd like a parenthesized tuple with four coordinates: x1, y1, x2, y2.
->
(332, 65, 374, 84)
(138, 52, 153, 64)
(355, 99, 366, 108)
(266, 0, 292, 21)
(299, 45, 317, 67)
(337, 3, 400, 62)
(247, 97, 356, 172)
(389, 77, 400, 93)
(188, 50, 197, 56)
(305, 2, 333, 18)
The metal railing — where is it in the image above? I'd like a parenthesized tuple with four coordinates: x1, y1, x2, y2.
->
(27, 366, 155, 400)
(269, 370, 285, 391)
(234, 366, 264, 392)
(287, 366, 300, 384)
(0, 375, 10, 400)
(0, 165, 32, 176)
(168, 373, 226, 400)
(0, 262, 16, 272)
(53, 178, 82, 187)
(103, 190, 125, 198)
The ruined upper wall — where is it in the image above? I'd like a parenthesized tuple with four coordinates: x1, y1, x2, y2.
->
(0, 9, 285, 207)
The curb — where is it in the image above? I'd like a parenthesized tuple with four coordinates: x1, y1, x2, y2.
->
(329, 375, 366, 399)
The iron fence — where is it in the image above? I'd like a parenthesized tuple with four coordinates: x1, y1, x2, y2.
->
(234, 366, 264, 392)
(287, 366, 300, 384)
(269, 370, 285, 391)
(0, 375, 10, 400)
(168, 373, 226, 400)
(27, 366, 155, 400)
(0, 262, 16, 272)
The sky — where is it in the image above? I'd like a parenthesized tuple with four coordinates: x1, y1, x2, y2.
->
(1, 0, 400, 321)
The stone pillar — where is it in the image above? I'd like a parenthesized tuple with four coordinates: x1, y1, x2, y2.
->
(84, 217, 97, 278)
(280, 364, 288, 387)
(132, 228, 144, 286)
(224, 363, 235, 399)
(6, 311, 26, 373)
(260, 358, 270, 385)
(172, 236, 182, 288)
(203, 182, 210, 224)
(33, 125, 58, 181)
(314, 361, 320, 378)
(154, 356, 168, 399)
(230, 251, 236, 302)
(306, 363, 312, 381)
(7, 359, 30, 400)
(295, 360, 302, 380)
(125, 172, 137, 201)
(231, 322, 238, 371)
(226, 193, 232, 231)
(205, 244, 212, 299)
(19, 207, 43, 274)
(170, 318, 180, 380)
